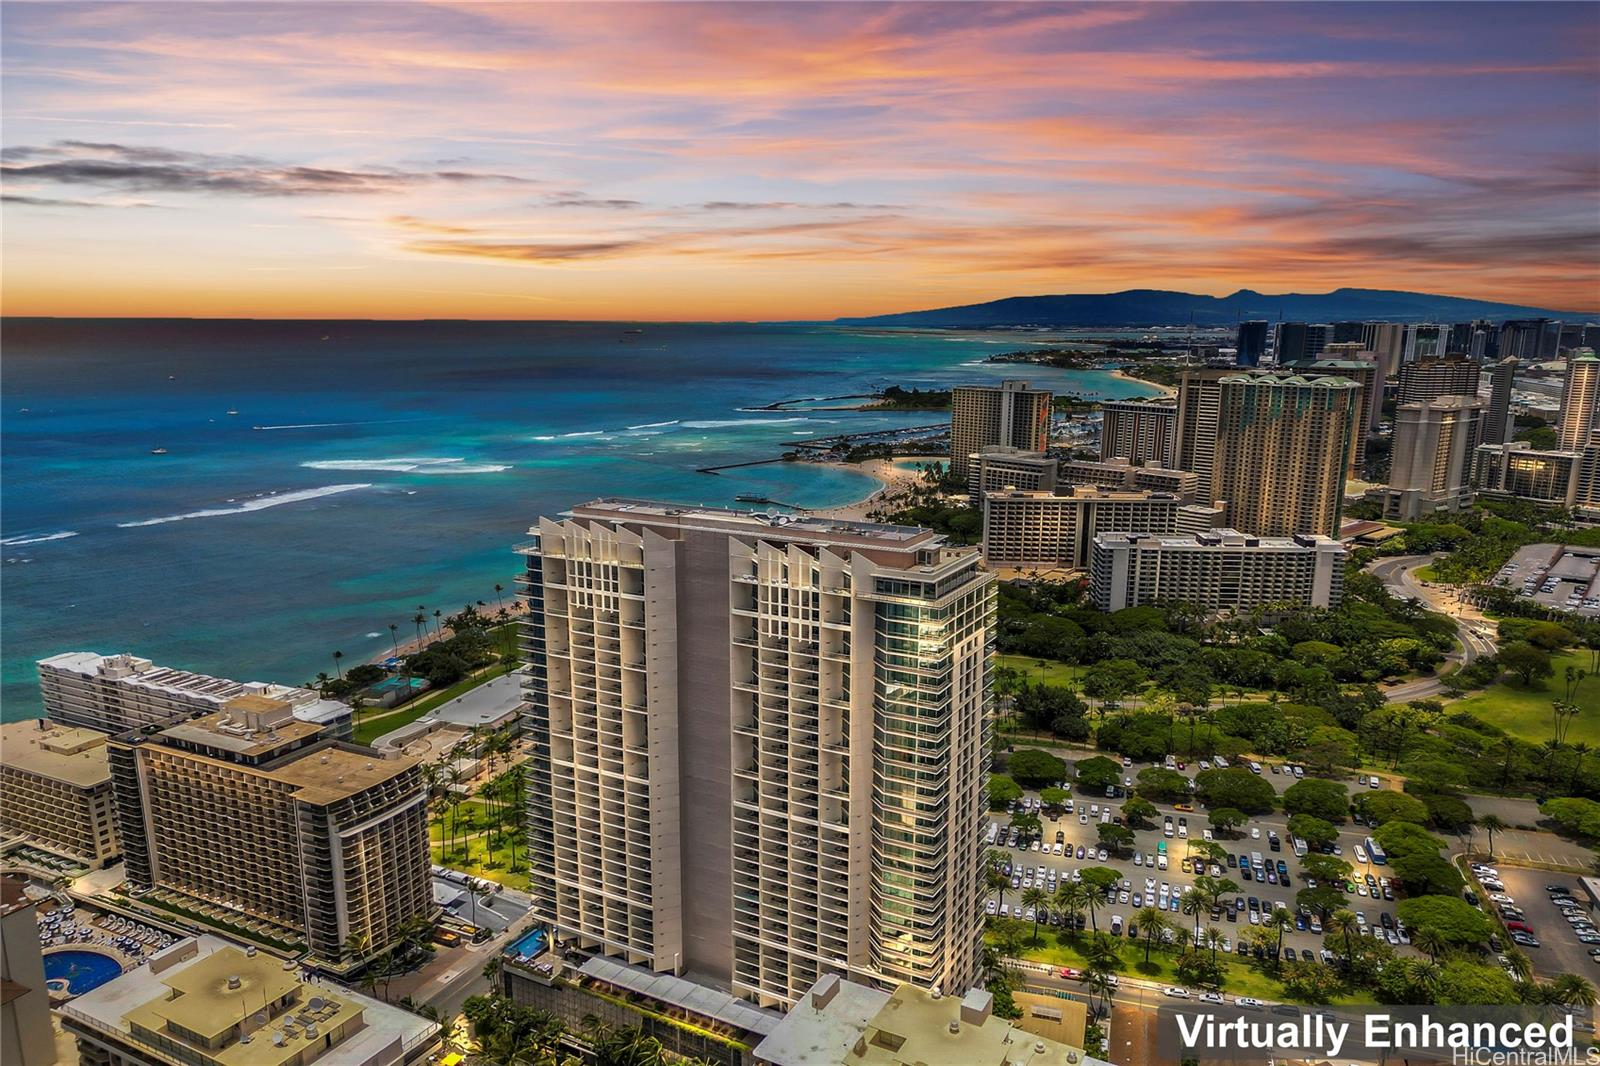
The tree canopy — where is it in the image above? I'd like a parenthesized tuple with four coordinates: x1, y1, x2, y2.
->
(1193, 767, 1277, 814)
(1007, 748, 1068, 788)
(1283, 778, 1349, 822)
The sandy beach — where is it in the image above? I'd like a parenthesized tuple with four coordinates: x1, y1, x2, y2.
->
(803, 456, 942, 521)
(1110, 367, 1176, 396)
(368, 596, 528, 664)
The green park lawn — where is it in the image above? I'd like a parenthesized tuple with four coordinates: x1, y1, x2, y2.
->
(987, 921, 1376, 1006)
(998, 654, 1089, 687)
(351, 660, 515, 744)
(1448, 650, 1600, 747)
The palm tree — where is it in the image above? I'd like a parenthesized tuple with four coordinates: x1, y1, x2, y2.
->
(314, 670, 332, 692)
(1084, 967, 1116, 1020)
(1412, 925, 1447, 962)
(1478, 813, 1508, 858)
(1021, 887, 1050, 944)
(1330, 909, 1359, 960)
(494, 583, 505, 613)
(332, 650, 344, 679)
(1267, 908, 1293, 965)
(1548, 973, 1598, 1007)
(1180, 888, 1206, 937)
(1498, 736, 1520, 786)
(985, 850, 1011, 912)
(412, 612, 427, 647)
(1053, 882, 1087, 932)
(1572, 741, 1592, 791)
(1506, 950, 1534, 985)
(1203, 925, 1224, 965)
(434, 608, 444, 637)
(1136, 906, 1167, 963)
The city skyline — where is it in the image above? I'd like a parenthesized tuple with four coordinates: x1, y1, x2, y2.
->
(3, 2, 1598, 320)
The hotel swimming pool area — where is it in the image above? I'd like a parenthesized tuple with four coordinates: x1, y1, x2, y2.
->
(506, 926, 548, 963)
(43, 949, 123, 996)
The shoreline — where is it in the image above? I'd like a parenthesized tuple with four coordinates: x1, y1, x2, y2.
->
(368, 596, 528, 665)
(802, 456, 941, 521)
(1109, 367, 1176, 397)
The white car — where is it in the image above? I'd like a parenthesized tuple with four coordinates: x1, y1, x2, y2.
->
(986, 900, 998, 915)
(1097, 848, 1109, 861)
(1134, 853, 1144, 867)
(1200, 992, 1225, 1004)
(1250, 827, 1261, 839)
(1235, 997, 1265, 1008)
(1163, 986, 1190, 998)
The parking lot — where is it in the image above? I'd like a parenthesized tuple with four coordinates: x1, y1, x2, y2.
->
(988, 757, 1415, 964)
(1489, 866, 1600, 981)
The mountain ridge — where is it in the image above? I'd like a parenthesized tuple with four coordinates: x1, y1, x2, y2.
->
(833, 287, 1596, 327)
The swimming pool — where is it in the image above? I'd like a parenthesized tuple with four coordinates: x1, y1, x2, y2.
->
(43, 950, 123, 995)
(506, 927, 546, 959)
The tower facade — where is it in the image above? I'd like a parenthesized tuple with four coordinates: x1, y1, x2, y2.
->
(948, 381, 1052, 482)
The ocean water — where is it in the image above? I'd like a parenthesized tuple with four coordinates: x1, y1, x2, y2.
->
(0, 319, 1158, 719)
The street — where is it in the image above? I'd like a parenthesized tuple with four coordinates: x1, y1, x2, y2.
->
(1368, 554, 1498, 702)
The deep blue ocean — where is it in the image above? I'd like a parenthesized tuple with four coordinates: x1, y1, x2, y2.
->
(0, 319, 1158, 719)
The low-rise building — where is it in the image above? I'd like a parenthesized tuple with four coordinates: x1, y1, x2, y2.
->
(39, 652, 351, 738)
(1057, 457, 1198, 498)
(967, 446, 1057, 504)
(1091, 528, 1346, 613)
(1473, 442, 1585, 508)
(108, 696, 432, 969)
(0, 720, 120, 871)
(752, 975, 1110, 1066)
(58, 936, 439, 1066)
(982, 487, 1223, 571)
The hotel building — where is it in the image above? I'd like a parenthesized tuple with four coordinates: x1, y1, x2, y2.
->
(1396, 354, 1481, 406)
(966, 446, 1057, 504)
(39, 652, 351, 738)
(1558, 349, 1600, 450)
(1474, 442, 1585, 508)
(516, 500, 993, 1009)
(0, 719, 120, 870)
(949, 381, 1051, 482)
(1211, 373, 1357, 537)
(1383, 396, 1486, 521)
(1284, 359, 1379, 476)
(982, 488, 1224, 571)
(1091, 529, 1346, 613)
(1056, 458, 1198, 498)
(108, 696, 432, 969)
(1484, 357, 1519, 445)
(1098, 399, 1176, 467)
(2, 877, 52, 1066)
(59, 936, 439, 1066)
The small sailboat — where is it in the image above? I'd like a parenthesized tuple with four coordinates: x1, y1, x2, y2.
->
(150, 447, 168, 455)
(226, 409, 239, 416)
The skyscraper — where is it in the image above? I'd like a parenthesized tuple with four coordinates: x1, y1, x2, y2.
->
(1383, 396, 1485, 520)
(1235, 320, 1269, 367)
(1400, 323, 1448, 364)
(1274, 322, 1330, 364)
(1559, 349, 1600, 450)
(1099, 398, 1177, 466)
(1361, 322, 1407, 378)
(1500, 319, 1561, 361)
(1173, 368, 1232, 504)
(518, 500, 993, 1008)
(948, 380, 1051, 481)
(1483, 357, 1518, 445)
(1211, 373, 1357, 537)
(108, 696, 432, 970)
(1285, 359, 1379, 477)
(1396, 354, 1481, 406)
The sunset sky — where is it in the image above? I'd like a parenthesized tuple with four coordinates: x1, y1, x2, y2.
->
(3, 1, 1597, 320)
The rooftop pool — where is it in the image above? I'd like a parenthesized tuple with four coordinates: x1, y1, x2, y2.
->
(44, 949, 123, 996)
(506, 927, 547, 960)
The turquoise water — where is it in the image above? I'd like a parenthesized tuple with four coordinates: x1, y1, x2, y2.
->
(43, 950, 123, 995)
(507, 927, 547, 958)
(1, 320, 1158, 718)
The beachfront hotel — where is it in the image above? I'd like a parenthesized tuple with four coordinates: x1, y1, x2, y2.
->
(516, 500, 993, 1009)
(0, 719, 121, 872)
(948, 380, 1051, 482)
(58, 935, 439, 1066)
(1098, 397, 1176, 467)
(108, 695, 432, 970)
(38, 651, 352, 738)
(966, 446, 1058, 504)
(981, 487, 1223, 571)
(1090, 529, 1347, 613)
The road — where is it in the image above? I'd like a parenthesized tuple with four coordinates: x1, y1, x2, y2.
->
(1369, 554, 1498, 702)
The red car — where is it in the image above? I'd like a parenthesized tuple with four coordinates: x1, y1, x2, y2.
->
(1058, 967, 1085, 980)
(1506, 921, 1534, 933)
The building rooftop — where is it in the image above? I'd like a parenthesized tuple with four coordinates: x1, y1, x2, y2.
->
(755, 978, 1095, 1066)
(0, 719, 111, 788)
(569, 498, 934, 542)
(266, 746, 417, 805)
(62, 938, 435, 1066)
(159, 710, 323, 757)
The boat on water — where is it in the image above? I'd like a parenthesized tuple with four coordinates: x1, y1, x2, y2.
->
(623, 328, 644, 334)
(735, 493, 771, 503)
(226, 409, 239, 416)
(149, 447, 168, 455)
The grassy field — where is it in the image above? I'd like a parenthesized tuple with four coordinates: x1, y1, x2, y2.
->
(998, 654, 1089, 687)
(351, 660, 515, 744)
(1448, 649, 1600, 746)
(988, 921, 1376, 1005)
